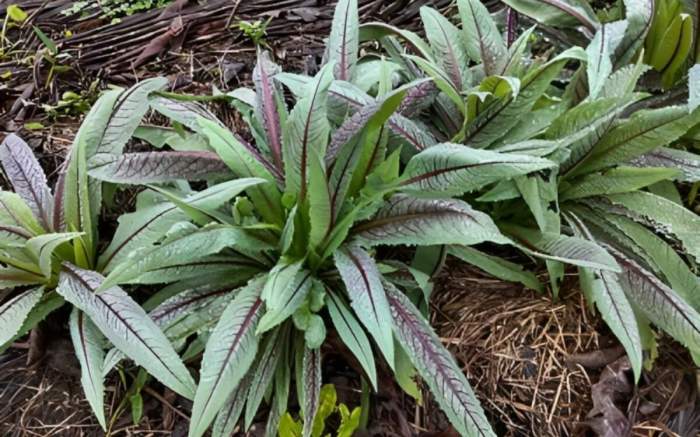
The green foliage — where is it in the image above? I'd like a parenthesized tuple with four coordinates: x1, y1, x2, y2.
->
(278, 385, 361, 437)
(359, 0, 700, 388)
(62, 0, 172, 23)
(238, 19, 271, 47)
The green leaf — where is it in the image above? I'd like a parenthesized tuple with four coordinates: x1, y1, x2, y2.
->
(604, 191, 700, 262)
(33, 26, 57, 54)
(420, 6, 470, 91)
(457, 0, 507, 75)
(189, 277, 264, 437)
(690, 65, 700, 112)
(629, 148, 700, 182)
(244, 328, 285, 430)
(358, 22, 433, 60)
(198, 117, 283, 225)
(586, 21, 628, 99)
(505, 225, 621, 272)
(353, 195, 508, 247)
(26, 232, 83, 278)
(501, 0, 599, 31)
(283, 63, 334, 197)
(401, 143, 555, 197)
(327, 0, 359, 81)
(334, 245, 394, 368)
(561, 166, 679, 201)
(7, 5, 28, 22)
(307, 152, 332, 251)
(102, 225, 269, 289)
(211, 375, 252, 437)
(258, 263, 312, 334)
(449, 245, 543, 292)
(0, 191, 44, 235)
(301, 346, 322, 437)
(385, 283, 495, 436)
(327, 291, 377, 389)
(574, 106, 700, 175)
(0, 287, 43, 346)
(615, 0, 654, 66)
(69, 309, 107, 430)
(57, 264, 196, 399)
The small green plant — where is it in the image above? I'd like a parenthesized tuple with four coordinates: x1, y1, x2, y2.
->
(238, 18, 271, 47)
(278, 385, 361, 437)
(62, 0, 172, 23)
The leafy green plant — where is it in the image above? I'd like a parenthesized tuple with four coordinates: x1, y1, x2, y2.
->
(0, 77, 238, 431)
(361, 0, 700, 385)
(238, 18, 271, 47)
(278, 384, 361, 437)
(644, 0, 695, 87)
(65, 2, 563, 435)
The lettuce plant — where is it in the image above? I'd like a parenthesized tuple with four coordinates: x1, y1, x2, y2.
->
(361, 0, 700, 384)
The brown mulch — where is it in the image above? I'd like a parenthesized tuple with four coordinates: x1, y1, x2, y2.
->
(427, 259, 699, 437)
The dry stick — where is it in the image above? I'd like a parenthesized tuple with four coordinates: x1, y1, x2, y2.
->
(141, 386, 190, 422)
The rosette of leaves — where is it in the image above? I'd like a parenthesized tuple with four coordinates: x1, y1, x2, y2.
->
(359, 0, 700, 385)
(82, 6, 561, 432)
(0, 78, 248, 430)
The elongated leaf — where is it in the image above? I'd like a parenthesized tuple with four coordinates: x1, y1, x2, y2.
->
(353, 195, 508, 247)
(283, 63, 334, 197)
(99, 178, 262, 272)
(0, 287, 43, 346)
(579, 267, 642, 379)
(629, 147, 700, 182)
(211, 374, 253, 437)
(63, 89, 122, 258)
(505, 225, 621, 271)
(401, 143, 555, 196)
(501, 0, 598, 31)
(586, 21, 628, 99)
(302, 346, 322, 437)
(26, 232, 83, 278)
(574, 106, 700, 175)
(561, 166, 679, 201)
(463, 51, 580, 148)
(88, 151, 229, 184)
(189, 277, 264, 437)
(420, 7, 469, 91)
(610, 247, 700, 354)
(254, 51, 285, 170)
(244, 328, 285, 429)
(334, 245, 394, 367)
(199, 118, 283, 225)
(327, 291, 377, 389)
(327, 0, 359, 81)
(57, 264, 196, 398)
(69, 309, 107, 430)
(386, 284, 495, 436)
(690, 65, 700, 112)
(448, 245, 543, 292)
(0, 191, 44, 235)
(102, 225, 269, 289)
(308, 153, 332, 250)
(398, 80, 438, 117)
(615, 0, 654, 65)
(0, 224, 31, 248)
(134, 126, 211, 152)
(457, 0, 507, 75)
(605, 191, 700, 262)
(258, 266, 312, 334)
(0, 134, 52, 229)
(93, 78, 168, 157)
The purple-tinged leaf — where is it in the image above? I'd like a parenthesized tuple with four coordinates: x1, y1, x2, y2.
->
(334, 245, 394, 367)
(0, 224, 32, 247)
(150, 96, 224, 134)
(402, 143, 555, 196)
(302, 346, 322, 437)
(501, 0, 599, 33)
(0, 267, 44, 289)
(283, 63, 334, 198)
(211, 374, 253, 437)
(254, 51, 285, 171)
(69, 309, 107, 430)
(398, 80, 438, 117)
(57, 264, 196, 399)
(353, 194, 508, 247)
(385, 283, 495, 436)
(0, 134, 52, 229)
(326, 102, 381, 166)
(614, 0, 654, 66)
(189, 277, 264, 437)
(88, 151, 229, 184)
(52, 163, 67, 231)
(0, 286, 43, 346)
(457, 0, 508, 75)
(420, 7, 469, 90)
(610, 246, 700, 354)
(327, 0, 359, 81)
(244, 328, 285, 430)
(629, 147, 700, 182)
